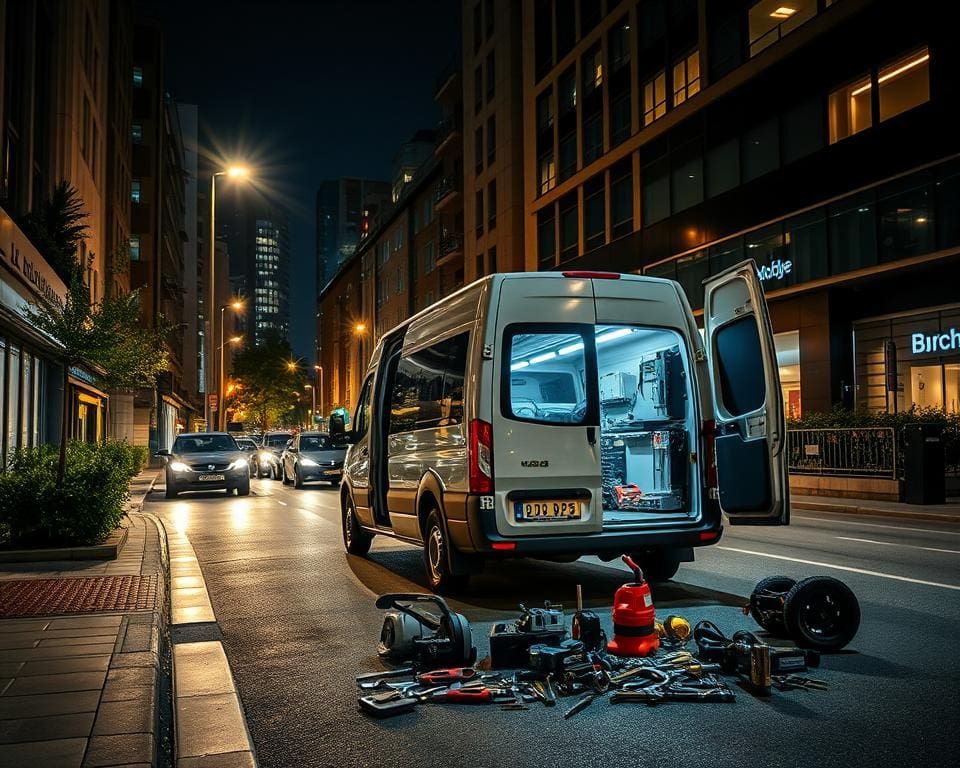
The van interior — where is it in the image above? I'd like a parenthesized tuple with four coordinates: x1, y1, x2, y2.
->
(508, 324, 695, 524)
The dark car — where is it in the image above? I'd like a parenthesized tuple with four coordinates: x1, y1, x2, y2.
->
(235, 437, 259, 477)
(257, 431, 294, 480)
(280, 431, 347, 488)
(159, 432, 250, 498)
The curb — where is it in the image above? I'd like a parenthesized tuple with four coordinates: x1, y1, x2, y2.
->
(793, 500, 960, 524)
(141, 511, 174, 768)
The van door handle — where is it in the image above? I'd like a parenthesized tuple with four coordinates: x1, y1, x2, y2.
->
(586, 427, 596, 445)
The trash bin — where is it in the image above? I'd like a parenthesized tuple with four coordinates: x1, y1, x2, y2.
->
(903, 423, 945, 505)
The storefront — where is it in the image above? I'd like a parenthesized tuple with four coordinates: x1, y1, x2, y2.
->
(68, 366, 108, 443)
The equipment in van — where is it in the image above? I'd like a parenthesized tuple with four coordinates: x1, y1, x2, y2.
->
(746, 575, 861, 651)
(489, 602, 568, 669)
(606, 555, 660, 657)
(375, 593, 476, 667)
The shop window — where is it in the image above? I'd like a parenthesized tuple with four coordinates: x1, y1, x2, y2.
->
(748, 0, 817, 57)
(746, 223, 789, 285)
(878, 176, 934, 263)
(741, 117, 780, 182)
(559, 129, 577, 181)
(539, 152, 556, 195)
(610, 90, 631, 147)
(7, 345, 20, 458)
(828, 191, 877, 274)
(559, 66, 577, 116)
(879, 48, 930, 123)
(538, 207, 556, 269)
(774, 331, 802, 420)
(706, 137, 740, 198)
(559, 191, 579, 262)
(582, 113, 603, 166)
(610, 159, 634, 239)
(671, 143, 704, 213)
(782, 97, 824, 164)
(672, 50, 701, 107)
(642, 156, 670, 226)
(829, 74, 872, 144)
(584, 175, 605, 252)
(642, 71, 667, 126)
(912, 365, 944, 410)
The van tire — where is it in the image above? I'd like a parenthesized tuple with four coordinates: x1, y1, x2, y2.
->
(342, 495, 373, 556)
(423, 510, 469, 594)
(630, 549, 681, 582)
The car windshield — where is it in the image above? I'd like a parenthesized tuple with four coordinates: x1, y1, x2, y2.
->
(173, 435, 238, 453)
(238, 440, 256, 450)
(265, 435, 291, 448)
(299, 435, 332, 451)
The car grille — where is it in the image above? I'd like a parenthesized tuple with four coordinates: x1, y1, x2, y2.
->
(189, 462, 231, 471)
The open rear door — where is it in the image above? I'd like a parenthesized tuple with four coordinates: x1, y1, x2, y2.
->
(703, 260, 789, 525)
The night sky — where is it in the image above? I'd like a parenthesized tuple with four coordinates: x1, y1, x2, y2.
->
(154, 0, 461, 360)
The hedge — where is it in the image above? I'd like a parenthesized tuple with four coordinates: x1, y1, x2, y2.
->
(0, 440, 145, 548)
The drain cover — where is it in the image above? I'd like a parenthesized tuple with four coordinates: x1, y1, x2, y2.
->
(0, 575, 160, 617)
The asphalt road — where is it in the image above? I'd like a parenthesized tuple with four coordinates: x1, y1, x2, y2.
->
(150, 478, 960, 768)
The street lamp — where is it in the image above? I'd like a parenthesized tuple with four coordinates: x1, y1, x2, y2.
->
(207, 164, 251, 431)
(304, 384, 315, 427)
(218, 299, 244, 430)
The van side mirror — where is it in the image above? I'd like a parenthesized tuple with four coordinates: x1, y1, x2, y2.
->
(155, 449, 169, 457)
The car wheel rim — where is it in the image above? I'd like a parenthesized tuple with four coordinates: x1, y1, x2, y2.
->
(345, 504, 354, 546)
(798, 590, 842, 641)
(428, 525, 443, 582)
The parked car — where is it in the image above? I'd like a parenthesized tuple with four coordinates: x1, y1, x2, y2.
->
(339, 265, 789, 592)
(158, 432, 250, 498)
(280, 431, 347, 488)
(257, 431, 294, 479)
(235, 437, 259, 477)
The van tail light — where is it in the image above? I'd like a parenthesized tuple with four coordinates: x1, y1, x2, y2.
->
(561, 270, 621, 280)
(703, 419, 718, 491)
(469, 419, 494, 494)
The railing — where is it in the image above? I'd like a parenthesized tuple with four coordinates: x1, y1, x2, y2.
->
(787, 428, 897, 479)
(434, 174, 462, 206)
(436, 114, 462, 147)
(438, 231, 464, 259)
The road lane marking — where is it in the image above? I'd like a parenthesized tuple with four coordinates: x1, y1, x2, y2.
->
(276, 500, 287, 506)
(717, 546, 960, 591)
(835, 536, 960, 555)
(793, 515, 960, 537)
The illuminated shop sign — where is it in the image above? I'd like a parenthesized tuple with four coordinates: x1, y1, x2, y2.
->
(912, 328, 960, 355)
(756, 259, 793, 283)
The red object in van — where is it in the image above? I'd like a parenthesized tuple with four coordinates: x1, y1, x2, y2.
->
(606, 555, 660, 657)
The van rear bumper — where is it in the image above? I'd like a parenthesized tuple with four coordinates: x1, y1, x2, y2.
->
(448, 494, 724, 557)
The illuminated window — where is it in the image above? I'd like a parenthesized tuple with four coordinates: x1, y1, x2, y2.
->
(132, 66, 143, 87)
(539, 152, 556, 195)
(131, 122, 142, 144)
(583, 45, 602, 97)
(672, 51, 700, 107)
(748, 0, 816, 57)
(131, 179, 141, 203)
(642, 71, 666, 126)
(828, 74, 872, 144)
(129, 235, 140, 261)
(879, 48, 930, 123)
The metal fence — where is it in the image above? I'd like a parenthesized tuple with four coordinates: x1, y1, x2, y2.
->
(787, 428, 897, 479)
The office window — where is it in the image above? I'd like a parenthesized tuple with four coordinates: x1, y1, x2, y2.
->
(132, 122, 142, 144)
(129, 235, 141, 261)
(425, 241, 436, 274)
(475, 190, 484, 237)
(559, 66, 577, 116)
(706, 137, 740, 198)
(782, 97, 824, 164)
(785, 209, 829, 285)
(473, 2, 482, 52)
(539, 152, 556, 195)
(132, 66, 143, 87)
(131, 179, 141, 203)
(879, 48, 930, 123)
(538, 207, 556, 269)
(828, 191, 878, 273)
(748, 0, 817, 57)
(878, 175, 934, 263)
(487, 115, 496, 164)
(829, 74, 872, 144)
(475, 126, 484, 171)
(671, 143, 703, 213)
(709, 12, 742, 81)
(610, 159, 633, 239)
(742, 117, 780, 182)
(556, 0, 576, 59)
(488, 180, 497, 230)
(583, 45, 603, 98)
(582, 113, 603, 166)
(642, 71, 666, 126)
(559, 192, 578, 262)
(584, 175, 605, 252)
(476, 250, 485, 277)
(474, 66, 483, 113)
(642, 156, 670, 226)
(537, 88, 554, 134)
(609, 17, 630, 72)
(485, 0, 494, 38)
(672, 50, 701, 106)
(610, 90, 631, 147)
(581, 0, 602, 34)
(535, 0, 553, 80)
(676, 250, 710, 308)
(486, 51, 495, 100)
(559, 129, 577, 181)
(488, 246, 497, 273)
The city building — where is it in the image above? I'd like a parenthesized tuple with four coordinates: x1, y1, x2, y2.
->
(315, 178, 391, 289)
(392, 130, 438, 202)
(520, 0, 958, 417)
(177, 103, 201, 419)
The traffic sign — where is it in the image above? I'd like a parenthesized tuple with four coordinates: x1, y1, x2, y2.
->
(208, 393, 219, 411)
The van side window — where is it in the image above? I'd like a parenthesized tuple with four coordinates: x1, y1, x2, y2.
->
(389, 332, 470, 434)
(354, 377, 373, 438)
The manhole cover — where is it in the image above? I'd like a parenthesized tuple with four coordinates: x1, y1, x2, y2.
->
(0, 575, 160, 617)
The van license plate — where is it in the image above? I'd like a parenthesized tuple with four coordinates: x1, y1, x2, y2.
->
(198, 474, 224, 481)
(515, 500, 581, 521)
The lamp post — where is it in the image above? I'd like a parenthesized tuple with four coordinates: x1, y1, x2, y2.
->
(218, 300, 244, 430)
(206, 165, 250, 431)
(304, 384, 315, 427)
(314, 365, 324, 428)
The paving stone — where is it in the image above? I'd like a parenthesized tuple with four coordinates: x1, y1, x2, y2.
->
(47, 616, 124, 630)
(0, 679, 10, 695)
(120, 624, 154, 654)
(5, 670, 107, 696)
(0, 635, 40, 650)
(178, 750, 257, 768)
(0, 690, 100, 719)
(110, 651, 159, 669)
(100, 683, 154, 704)
(0, 620, 49, 634)
(174, 642, 235, 697)
(91, 698, 155, 736)
(0, 643, 116, 662)
(0, 736, 87, 767)
(82, 732, 154, 767)
(176, 693, 250, 759)
(37, 635, 118, 648)
(106, 666, 156, 687)
(18, 656, 111, 676)
(0, 711, 95, 744)
(0, 662, 23, 676)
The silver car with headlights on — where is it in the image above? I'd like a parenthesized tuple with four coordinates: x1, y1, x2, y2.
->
(157, 432, 250, 498)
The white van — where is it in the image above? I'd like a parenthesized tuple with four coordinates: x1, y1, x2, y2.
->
(339, 263, 788, 592)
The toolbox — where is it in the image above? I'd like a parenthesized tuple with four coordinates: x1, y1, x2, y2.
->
(489, 622, 567, 669)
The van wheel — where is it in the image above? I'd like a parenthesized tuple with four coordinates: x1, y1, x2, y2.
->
(342, 495, 372, 555)
(630, 549, 681, 582)
(423, 510, 469, 594)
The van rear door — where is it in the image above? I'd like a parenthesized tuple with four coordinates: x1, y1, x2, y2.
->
(490, 276, 603, 537)
(702, 260, 789, 525)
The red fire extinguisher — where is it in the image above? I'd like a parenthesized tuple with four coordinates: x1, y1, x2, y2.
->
(606, 555, 660, 657)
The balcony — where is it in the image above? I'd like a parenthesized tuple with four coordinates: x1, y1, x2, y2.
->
(437, 232, 464, 266)
(434, 174, 462, 212)
(434, 61, 461, 103)
(435, 113, 462, 156)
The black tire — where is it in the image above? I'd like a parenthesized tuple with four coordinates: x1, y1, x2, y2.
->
(630, 549, 681, 582)
(237, 480, 250, 497)
(165, 479, 178, 499)
(748, 575, 796, 634)
(423, 510, 469, 594)
(281, 464, 291, 485)
(294, 466, 304, 489)
(342, 494, 373, 555)
(783, 576, 861, 651)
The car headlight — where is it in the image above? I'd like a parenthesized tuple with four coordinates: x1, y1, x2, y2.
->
(300, 457, 319, 467)
(169, 461, 190, 472)
(227, 460, 248, 470)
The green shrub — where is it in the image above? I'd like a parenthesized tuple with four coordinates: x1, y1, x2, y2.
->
(99, 440, 147, 478)
(0, 441, 131, 548)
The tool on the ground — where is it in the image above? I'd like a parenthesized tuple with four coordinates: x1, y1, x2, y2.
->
(416, 667, 478, 685)
(657, 614, 692, 645)
(610, 686, 735, 704)
(489, 602, 568, 668)
(571, 584, 606, 652)
(772, 675, 829, 691)
(427, 683, 494, 704)
(745, 575, 861, 651)
(375, 593, 476, 666)
(694, 621, 820, 677)
(355, 667, 415, 683)
(606, 555, 659, 657)
(563, 692, 597, 719)
(358, 690, 419, 717)
(530, 677, 557, 706)
(528, 640, 583, 673)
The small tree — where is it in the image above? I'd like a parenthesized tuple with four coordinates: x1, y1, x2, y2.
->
(19, 181, 90, 284)
(227, 337, 309, 432)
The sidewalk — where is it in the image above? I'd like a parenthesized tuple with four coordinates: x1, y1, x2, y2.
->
(0, 471, 169, 768)
(792, 494, 960, 523)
